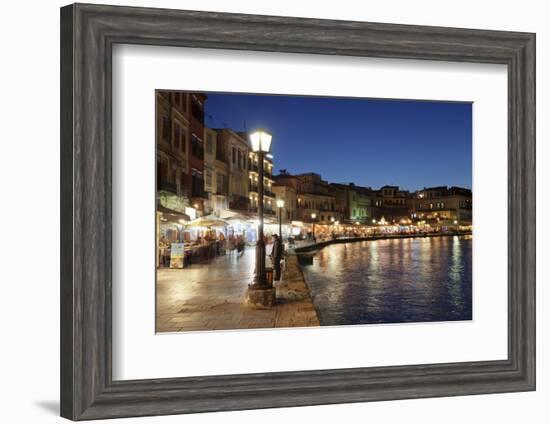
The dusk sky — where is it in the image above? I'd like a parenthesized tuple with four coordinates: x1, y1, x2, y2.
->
(203, 92, 472, 191)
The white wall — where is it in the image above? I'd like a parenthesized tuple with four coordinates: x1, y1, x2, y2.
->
(0, 0, 546, 423)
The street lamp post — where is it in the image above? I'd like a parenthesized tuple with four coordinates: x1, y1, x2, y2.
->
(246, 129, 276, 308)
(311, 213, 316, 240)
(249, 129, 272, 288)
(276, 199, 285, 239)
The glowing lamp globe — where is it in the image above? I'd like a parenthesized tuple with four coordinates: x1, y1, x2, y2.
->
(249, 129, 273, 153)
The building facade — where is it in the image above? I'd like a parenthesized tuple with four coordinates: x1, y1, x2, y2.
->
(272, 184, 297, 223)
(156, 91, 189, 211)
(212, 130, 230, 217)
(215, 129, 250, 212)
(348, 184, 374, 223)
(275, 172, 341, 224)
(372, 185, 413, 223)
(413, 186, 472, 225)
(203, 126, 217, 215)
(248, 150, 275, 216)
(187, 93, 208, 212)
(156, 91, 209, 212)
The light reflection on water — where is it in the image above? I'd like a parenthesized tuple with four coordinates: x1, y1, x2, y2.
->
(301, 236, 472, 325)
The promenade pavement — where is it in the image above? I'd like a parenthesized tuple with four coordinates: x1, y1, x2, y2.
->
(156, 246, 320, 332)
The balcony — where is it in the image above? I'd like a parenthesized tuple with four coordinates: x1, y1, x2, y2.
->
(191, 176, 208, 199)
(249, 164, 272, 177)
(248, 183, 274, 198)
(157, 180, 177, 194)
(191, 142, 204, 160)
(229, 194, 250, 211)
(191, 101, 205, 123)
(192, 188, 209, 199)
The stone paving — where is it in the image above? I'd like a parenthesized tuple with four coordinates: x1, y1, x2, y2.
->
(156, 247, 320, 333)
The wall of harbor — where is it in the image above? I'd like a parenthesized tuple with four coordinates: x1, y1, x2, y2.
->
(274, 253, 321, 328)
(293, 231, 473, 254)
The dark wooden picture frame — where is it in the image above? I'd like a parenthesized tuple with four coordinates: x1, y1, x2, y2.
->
(60, 3, 535, 420)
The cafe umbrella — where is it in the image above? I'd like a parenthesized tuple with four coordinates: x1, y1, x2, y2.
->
(183, 215, 229, 264)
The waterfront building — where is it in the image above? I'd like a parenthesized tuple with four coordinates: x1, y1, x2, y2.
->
(297, 172, 331, 195)
(372, 185, 413, 223)
(272, 184, 297, 223)
(328, 183, 352, 222)
(273, 172, 302, 193)
(273, 171, 472, 232)
(155, 91, 207, 267)
(156, 91, 189, 208)
(216, 128, 251, 213)
(349, 184, 374, 223)
(295, 192, 339, 223)
(413, 186, 472, 225)
(328, 183, 374, 224)
(203, 126, 217, 215)
(187, 93, 208, 212)
(274, 172, 341, 225)
(212, 129, 230, 217)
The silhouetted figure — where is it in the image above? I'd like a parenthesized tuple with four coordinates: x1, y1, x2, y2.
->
(271, 234, 284, 281)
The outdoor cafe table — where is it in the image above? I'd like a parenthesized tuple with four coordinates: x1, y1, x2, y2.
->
(184, 241, 220, 265)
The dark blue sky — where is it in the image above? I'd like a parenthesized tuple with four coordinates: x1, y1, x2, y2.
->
(203, 92, 472, 191)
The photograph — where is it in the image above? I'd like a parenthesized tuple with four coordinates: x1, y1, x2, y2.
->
(155, 91, 473, 332)
(0, 0, 541, 422)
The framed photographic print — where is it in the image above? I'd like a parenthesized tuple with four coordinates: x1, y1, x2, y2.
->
(60, 3, 536, 420)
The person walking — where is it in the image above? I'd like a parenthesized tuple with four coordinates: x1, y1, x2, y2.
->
(236, 235, 245, 257)
(270, 234, 284, 281)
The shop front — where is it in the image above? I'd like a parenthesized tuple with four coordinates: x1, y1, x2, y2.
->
(157, 205, 190, 268)
(221, 212, 280, 248)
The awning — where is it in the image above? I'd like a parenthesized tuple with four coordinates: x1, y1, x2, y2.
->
(185, 215, 229, 228)
(219, 210, 252, 220)
(157, 205, 190, 224)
